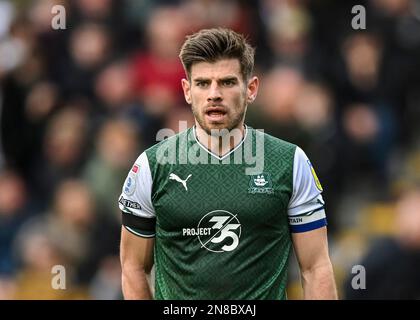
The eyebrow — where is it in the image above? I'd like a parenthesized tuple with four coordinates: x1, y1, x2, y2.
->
(193, 78, 210, 83)
(219, 76, 238, 82)
(193, 76, 239, 82)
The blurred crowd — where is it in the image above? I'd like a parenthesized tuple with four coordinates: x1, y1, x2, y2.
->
(1, 0, 420, 299)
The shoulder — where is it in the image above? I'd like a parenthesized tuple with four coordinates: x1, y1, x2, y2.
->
(248, 126, 297, 156)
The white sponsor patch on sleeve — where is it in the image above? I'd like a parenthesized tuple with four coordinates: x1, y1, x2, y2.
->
(288, 147, 327, 233)
(118, 152, 155, 219)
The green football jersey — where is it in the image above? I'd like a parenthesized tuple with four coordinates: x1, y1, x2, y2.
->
(119, 126, 327, 299)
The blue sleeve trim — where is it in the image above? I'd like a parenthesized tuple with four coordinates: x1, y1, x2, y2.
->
(290, 218, 327, 233)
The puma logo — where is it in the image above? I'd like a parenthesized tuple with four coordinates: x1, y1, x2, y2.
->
(169, 173, 192, 191)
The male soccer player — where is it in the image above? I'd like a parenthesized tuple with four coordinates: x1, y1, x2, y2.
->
(119, 28, 338, 299)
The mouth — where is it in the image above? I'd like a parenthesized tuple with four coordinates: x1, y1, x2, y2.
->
(205, 106, 227, 122)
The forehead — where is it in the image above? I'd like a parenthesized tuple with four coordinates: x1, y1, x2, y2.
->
(190, 58, 241, 80)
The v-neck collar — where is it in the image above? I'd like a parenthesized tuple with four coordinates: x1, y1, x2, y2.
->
(192, 125, 249, 161)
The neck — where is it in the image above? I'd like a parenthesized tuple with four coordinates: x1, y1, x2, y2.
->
(195, 123, 245, 157)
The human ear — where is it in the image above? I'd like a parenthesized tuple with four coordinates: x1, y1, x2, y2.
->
(181, 78, 192, 104)
(247, 76, 259, 103)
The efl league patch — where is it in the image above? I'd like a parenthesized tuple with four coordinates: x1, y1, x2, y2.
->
(307, 160, 323, 192)
(131, 164, 139, 174)
(123, 174, 136, 196)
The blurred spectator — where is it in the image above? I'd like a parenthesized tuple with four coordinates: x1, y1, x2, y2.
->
(256, 66, 304, 123)
(344, 186, 420, 299)
(29, 107, 88, 208)
(70, 25, 110, 73)
(0, 14, 50, 177)
(369, 0, 420, 147)
(123, 0, 155, 31)
(70, 0, 134, 50)
(88, 255, 122, 300)
(0, 80, 59, 180)
(0, 1, 14, 40)
(84, 119, 140, 222)
(93, 59, 152, 134)
(247, 66, 305, 143)
(53, 179, 120, 286)
(14, 179, 119, 292)
(28, 0, 67, 35)
(123, 5, 190, 147)
(25, 81, 59, 123)
(330, 32, 390, 123)
(180, 0, 245, 32)
(94, 61, 134, 114)
(12, 223, 87, 299)
(54, 22, 112, 103)
(47, 179, 96, 266)
(73, 0, 113, 21)
(130, 6, 186, 116)
(0, 169, 31, 276)
(23, 81, 60, 171)
(294, 81, 334, 133)
(338, 102, 396, 190)
(69, 22, 110, 69)
(260, 0, 312, 65)
(256, 0, 327, 77)
(372, 0, 411, 17)
(341, 33, 383, 94)
(0, 18, 27, 78)
(28, 0, 70, 81)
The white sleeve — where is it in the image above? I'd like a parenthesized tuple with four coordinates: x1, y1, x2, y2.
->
(118, 152, 156, 237)
(287, 146, 327, 233)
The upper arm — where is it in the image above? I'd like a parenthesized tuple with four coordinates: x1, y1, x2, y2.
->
(120, 226, 154, 273)
(118, 151, 156, 272)
(119, 151, 156, 236)
(288, 146, 327, 233)
(292, 226, 331, 273)
(288, 146, 331, 271)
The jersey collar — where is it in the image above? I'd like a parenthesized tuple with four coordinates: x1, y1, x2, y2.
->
(192, 125, 249, 161)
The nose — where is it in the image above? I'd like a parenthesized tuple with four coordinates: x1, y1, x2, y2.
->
(207, 82, 222, 102)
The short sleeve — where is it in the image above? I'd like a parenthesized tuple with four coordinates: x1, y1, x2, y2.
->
(288, 147, 327, 233)
(118, 152, 156, 238)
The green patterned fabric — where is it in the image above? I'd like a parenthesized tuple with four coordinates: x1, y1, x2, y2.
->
(146, 127, 296, 299)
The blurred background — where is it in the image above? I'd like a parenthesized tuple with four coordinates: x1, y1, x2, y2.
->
(1, 0, 420, 299)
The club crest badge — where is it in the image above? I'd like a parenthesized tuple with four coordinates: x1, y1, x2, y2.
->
(248, 173, 274, 194)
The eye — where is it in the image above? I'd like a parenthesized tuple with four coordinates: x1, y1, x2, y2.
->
(222, 79, 236, 87)
(196, 81, 209, 88)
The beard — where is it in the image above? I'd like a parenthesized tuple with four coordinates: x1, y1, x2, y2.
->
(191, 104, 247, 137)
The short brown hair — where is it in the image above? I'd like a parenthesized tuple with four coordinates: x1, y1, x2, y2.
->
(179, 28, 255, 81)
